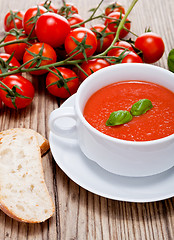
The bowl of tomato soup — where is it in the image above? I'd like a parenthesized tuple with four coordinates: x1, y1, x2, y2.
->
(83, 80, 174, 141)
(49, 63, 174, 177)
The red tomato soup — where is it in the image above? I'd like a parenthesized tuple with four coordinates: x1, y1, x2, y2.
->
(83, 80, 174, 141)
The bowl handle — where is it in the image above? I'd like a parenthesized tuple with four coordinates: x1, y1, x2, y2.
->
(49, 107, 77, 140)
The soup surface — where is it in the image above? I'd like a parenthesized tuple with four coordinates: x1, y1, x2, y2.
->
(83, 80, 174, 141)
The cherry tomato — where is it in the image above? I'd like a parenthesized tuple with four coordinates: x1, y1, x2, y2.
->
(0, 53, 21, 80)
(23, 43, 57, 75)
(35, 12, 71, 48)
(120, 51, 143, 63)
(104, 12, 131, 39)
(64, 3, 78, 14)
(90, 24, 114, 53)
(105, 2, 125, 15)
(68, 14, 85, 28)
(78, 59, 110, 82)
(134, 32, 165, 63)
(4, 10, 24, 32)
(107, 49, 143, 64)
(64, 27, 97, 60)
(39, 0, 57, 13)
(58, 3, 78, 17)
(4, 32, 29, 61)
(23, 6, 46, 37)
(107, 41, 135, 56)
(46, 67, 79, 98)
(0, 75, 34, 109)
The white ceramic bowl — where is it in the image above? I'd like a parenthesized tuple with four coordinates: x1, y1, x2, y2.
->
(49, 63, 174, 177)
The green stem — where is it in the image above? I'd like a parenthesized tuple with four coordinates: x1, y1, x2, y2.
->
(0, 35, 6, 44)
(90, 0, 104, 18)
(0, 80, 14, 94)
(71, 14, 105, 28)
(123, 26, 139, 37)
(61, 50, 83, 62)
(10, 10, 17, 29)
(97, 0, 139, 57)
(46, 67, 59, 77)
(0, 58, 6, 68)
(0, 35, 37, 48)
(0, 38, 28, 48)
(0, 46, 82, 78)
(0, 57, 85, 78)
(17, 57, 40, 70)
(71, 0, 104, 28)
(27, 23, 36, 39)
(75, 63, 89, 77)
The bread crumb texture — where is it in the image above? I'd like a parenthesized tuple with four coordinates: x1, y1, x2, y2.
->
(0, 128, 54, 223)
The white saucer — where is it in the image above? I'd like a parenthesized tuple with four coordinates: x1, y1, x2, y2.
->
(49, 94, 174, 203)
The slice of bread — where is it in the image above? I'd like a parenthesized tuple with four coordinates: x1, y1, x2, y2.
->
(0, 128, 50, 156)
(0, 129, 54, 223)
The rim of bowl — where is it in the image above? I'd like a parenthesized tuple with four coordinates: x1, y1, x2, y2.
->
(75, 63, 174, 146)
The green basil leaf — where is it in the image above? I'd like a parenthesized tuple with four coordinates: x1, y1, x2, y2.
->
(168, 49, 174, 73)
(130, 99, 153, 116)
(106, 110, 132, 126)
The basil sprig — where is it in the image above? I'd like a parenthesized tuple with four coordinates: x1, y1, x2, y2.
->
(168, 49, 174, 73)
(130, 99, 153, 116)
(106, 110, 132, 126)
(106, 99, 153, 126)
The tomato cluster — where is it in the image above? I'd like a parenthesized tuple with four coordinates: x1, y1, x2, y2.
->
(0, 0, 165, 109)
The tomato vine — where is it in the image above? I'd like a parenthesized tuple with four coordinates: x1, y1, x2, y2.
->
(0, 0, 138, 78)
(0, 0, 166, 108)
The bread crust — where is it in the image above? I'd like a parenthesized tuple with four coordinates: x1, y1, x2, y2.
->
(0, 201, 55, 223)
(0, 128, 54, 223)
(0, 128, 50, 156)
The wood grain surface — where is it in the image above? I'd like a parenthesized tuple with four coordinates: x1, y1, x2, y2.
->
(0, 0, 174, 239)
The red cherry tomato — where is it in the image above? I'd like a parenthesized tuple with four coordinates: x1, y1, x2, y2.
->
(65, 3, 78, 14)
(120, 51, 143, 63)
(4, 10, 24, 31)
(58, 3, 78, 17)
(90, 24, 114, 53)
(39, 0, 57, 13)
(0, 75, 34, 109)
(107, 49, 143, 64)
(68, 14, 85, 28)
(135, 32, 165, 63)
(0, 53, 21, 80)
(35, 12, 71, 48)
(64, 27, 97, 60)
(78, 59, 110, 82)
(104, 12, 131, 39)
(23, 43, 57, 75)
(107, 41, 135, 56)
(4, 32, 29, 61)
(105, 2, 125, 15)
(46, 67, 79, 98)
(23, 6, 46, 37)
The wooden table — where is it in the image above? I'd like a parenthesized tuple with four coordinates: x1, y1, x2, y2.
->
(0, 0, 174, 239)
